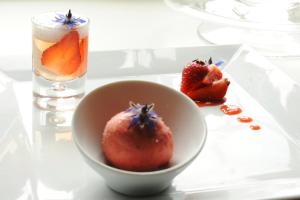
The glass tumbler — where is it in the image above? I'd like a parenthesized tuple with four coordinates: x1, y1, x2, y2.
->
(32, 10, 89, 110)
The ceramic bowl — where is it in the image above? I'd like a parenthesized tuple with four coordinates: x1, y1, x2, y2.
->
(72, 80, 207, 196)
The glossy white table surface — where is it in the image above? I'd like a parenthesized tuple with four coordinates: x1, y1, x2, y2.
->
(0, 1, 300, 200)
(1, 0, 299, 83)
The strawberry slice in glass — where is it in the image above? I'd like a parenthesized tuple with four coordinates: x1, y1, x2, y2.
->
(41, 31, 81, 76)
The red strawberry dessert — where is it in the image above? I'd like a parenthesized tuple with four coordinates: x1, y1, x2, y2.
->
(102, 102, 173, 172)
(41, 31, 81, 75)
(180, 58, 230, 102)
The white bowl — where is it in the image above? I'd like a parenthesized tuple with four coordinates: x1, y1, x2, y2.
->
(72, 80, 207, 196)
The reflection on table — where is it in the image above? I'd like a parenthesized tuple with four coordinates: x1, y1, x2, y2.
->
(32, 104, 85, 199)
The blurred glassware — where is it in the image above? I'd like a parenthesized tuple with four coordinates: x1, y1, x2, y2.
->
(165, 0, 300, 57)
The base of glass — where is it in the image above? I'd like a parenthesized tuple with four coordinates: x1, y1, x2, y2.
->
(33, 74, 85, 111)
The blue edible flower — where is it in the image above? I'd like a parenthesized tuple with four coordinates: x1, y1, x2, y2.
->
(53, 9, 86, 29)
(126, 102, 157, 130)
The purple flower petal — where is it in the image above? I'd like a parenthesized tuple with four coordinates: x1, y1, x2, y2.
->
(52, 12, 86, 29)
(215, 60, 224, 67)
(128, 116, 139, 129)
(127, 102, 157, 131)
(76, 17, 86, 23)
(148, 120, 155, 130)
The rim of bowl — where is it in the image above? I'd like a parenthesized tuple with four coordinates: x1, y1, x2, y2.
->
(72, 80, 207, 176)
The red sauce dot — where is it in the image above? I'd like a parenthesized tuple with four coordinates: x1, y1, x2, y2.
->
(220, 105, 242, 115)
(250, 125, 261, 130)
(237, 116, 253, 123)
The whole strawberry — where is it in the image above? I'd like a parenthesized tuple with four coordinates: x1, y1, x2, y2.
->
(180, 59, 209, 94)
(180, 58, 229, 102)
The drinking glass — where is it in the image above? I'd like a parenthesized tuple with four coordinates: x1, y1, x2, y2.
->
(166, 0, 300, 56)
(32, 10, 89, 110)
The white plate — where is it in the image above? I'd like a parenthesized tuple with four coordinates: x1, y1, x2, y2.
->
(1, 44, 300, 199)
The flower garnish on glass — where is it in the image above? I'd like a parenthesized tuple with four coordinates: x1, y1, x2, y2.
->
(54, 9, 87, 29)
